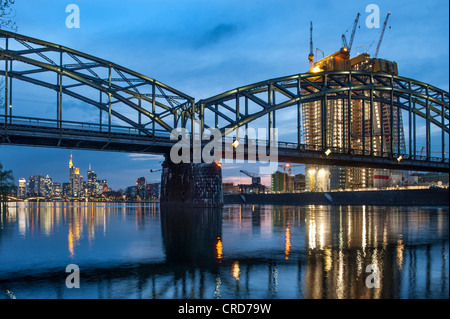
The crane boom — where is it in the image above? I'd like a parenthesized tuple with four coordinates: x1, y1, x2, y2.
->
(240, 170, 261, 184)
(240, 170, 257, 178)
(348, 12, 360, 51)
(374, 12, 391, 58)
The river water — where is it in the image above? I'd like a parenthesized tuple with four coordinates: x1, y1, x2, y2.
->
(0, 202, 448, 299)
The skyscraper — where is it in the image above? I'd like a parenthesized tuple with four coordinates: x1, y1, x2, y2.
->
(87, 165, 98, 196)
(303, 50, 406, 190)
(69, 153, 82, 197)
(18, 178, 26, 198)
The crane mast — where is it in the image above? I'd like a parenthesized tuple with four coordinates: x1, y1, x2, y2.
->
(308, 21, 314, 69)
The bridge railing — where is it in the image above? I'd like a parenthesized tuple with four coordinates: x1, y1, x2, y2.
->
(220, 136, 448, 163)
(2, 115, 448, 164)
(0, 115, 172, 138)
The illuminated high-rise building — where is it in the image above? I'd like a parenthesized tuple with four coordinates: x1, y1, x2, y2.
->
(18, 178, 27, 198)
(69, 153, 82, 197)
(303, 49, 406, 190)
(87, 164, 98, 196)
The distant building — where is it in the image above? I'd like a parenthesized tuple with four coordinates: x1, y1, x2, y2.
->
(305, 167, 330, 192)
(43, 175, 52, 197)
(417, 172, 449, 185)
(136, 177, 146, 199)
(271, 171, 289, 192)
(62, 183, 71, 197)
(69, 153, 82, 197)
(102, 180, 108, 193)
(87, 165, 98, 195)
(18, 178, 26, 198)
(52, 182, 62, 197)
(223, 182, 239, 194)
(146, 183, 161, 200)
(292, 173, 306, 191)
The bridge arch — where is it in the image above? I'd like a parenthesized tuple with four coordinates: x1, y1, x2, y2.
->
(0, 30, 196, 136)
(197, 71, 449, 164)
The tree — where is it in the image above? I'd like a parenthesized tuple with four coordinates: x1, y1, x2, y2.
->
(0, 162, 16, 202)
(0, 0, 17, 31)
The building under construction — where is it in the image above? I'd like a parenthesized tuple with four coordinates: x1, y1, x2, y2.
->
(304, 13, 406, 190)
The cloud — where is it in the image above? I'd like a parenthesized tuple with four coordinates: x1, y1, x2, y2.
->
(127, 154, 165, 161)
(195, 23, 241, 48)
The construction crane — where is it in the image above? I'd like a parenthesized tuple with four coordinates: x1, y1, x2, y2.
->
(278, 164, 305, 192)
(240, 170, 261, 185)
(374, 12, 391, 58)
(308, 21, 314, 70)
(348, 12, 360, 52)
(239, 170, 265, 194)
(341, 12, 360, 52)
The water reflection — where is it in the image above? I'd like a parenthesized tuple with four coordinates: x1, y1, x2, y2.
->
(160, 206, 222, 268)
(0, 203, 448, 299)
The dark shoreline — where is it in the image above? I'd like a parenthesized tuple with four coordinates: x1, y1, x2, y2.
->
(224, 188, 449, 207)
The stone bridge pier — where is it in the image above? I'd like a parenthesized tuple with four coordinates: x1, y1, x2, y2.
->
(160, 160, 224, 208)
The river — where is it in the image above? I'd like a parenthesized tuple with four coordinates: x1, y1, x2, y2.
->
(0, 202, 448, 299)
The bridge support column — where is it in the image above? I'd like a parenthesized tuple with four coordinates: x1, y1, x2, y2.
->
(160, 160, 223, 208)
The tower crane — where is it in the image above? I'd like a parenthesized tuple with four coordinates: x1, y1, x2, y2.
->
(374, 12, 391, 58)
(348, 12, 360, 52)
(341, 12, 360, 52)
(278, 164, 305, 192)
(308, 21, 314, 70)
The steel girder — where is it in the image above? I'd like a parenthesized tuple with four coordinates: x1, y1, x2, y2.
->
(0, 30, 195, 136)
(196, 71, 449, 163)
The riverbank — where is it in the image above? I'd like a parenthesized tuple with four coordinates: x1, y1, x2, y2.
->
(224, 188, 449, 206)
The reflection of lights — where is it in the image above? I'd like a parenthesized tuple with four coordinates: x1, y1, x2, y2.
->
(215, 162, 222, 168)
(397, 155, 403, 162)
(285, 225, 291, 260)
(319, 219, 325, 249)
(232, 140, 240, 149)
(396, 238, 404, 269)
(68, 227, 75, 257)
(318, 169, 326, 176)
(308, 214, 316, 250)
(214, 276, 221, 298)
(232, 261, 240, 281)
(324, 148, 332, 156)
(308, 168, 316, 175)
(362, 206, 367, 255)
(216, 237, 223, 260)
(324, 247, 332, 272)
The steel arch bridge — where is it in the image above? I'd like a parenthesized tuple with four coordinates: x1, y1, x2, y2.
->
(0, 30, 449, 172)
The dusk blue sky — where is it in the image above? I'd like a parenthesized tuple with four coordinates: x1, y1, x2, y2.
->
(0, 0, 448, 190)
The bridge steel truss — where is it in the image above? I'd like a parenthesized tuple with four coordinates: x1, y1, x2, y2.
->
(196, 71, 449, 172)
(0, 30, 449, 172)
(0, 30, 195, 147)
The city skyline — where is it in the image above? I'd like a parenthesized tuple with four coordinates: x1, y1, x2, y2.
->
(0, 0, 448, 190)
